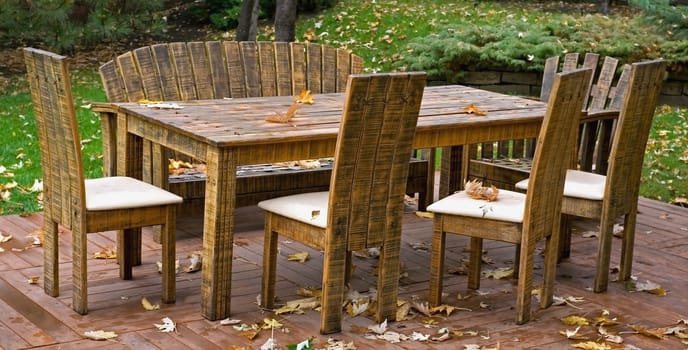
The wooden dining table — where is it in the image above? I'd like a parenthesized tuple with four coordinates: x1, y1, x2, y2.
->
(93, 84, 550, 321)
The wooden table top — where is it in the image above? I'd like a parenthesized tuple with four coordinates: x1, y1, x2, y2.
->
(94, 85, 549, 150)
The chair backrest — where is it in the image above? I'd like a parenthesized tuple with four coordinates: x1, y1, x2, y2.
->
(604, 59, 666, 210)
(523, 68, 592, 238)
(327, 72, 426, 251)
(24, 48, 86, 228)
(99, 41, 365, 103)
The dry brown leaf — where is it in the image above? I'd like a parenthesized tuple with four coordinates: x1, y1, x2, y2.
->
(634, 280, 666, 296)
(629, 324, 666, 339)
(294, 89, 314, 104)
(415, 211, 434, 219)
(0, 231, 12, 243)
(483, 267, 514, 279)
(560, 326, 588, 340)
(465, 179, 499, 201)
(464, 103, 487, 116)
(266, 104, 300, 123)
(27, 276, 39, 284)
(94, 247, 116, 259)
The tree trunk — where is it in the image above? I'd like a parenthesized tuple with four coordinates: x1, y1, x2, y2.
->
(599, 0, 611, 14)
(274, 0, 297, 42)
(236, 0, 259, 41)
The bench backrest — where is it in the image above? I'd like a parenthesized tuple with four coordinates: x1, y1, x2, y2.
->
(99, 41, 365, 103)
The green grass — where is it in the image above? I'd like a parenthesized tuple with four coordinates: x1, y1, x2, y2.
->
(1, 0, 686, 215)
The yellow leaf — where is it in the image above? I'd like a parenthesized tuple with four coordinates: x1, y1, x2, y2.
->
(483, 267, 514, 279)
(27, 276, 40, 284)
(266, 104, 300, 123)
(94, 246, 116, 259)
(288, 251, 309, 263)
(560, 326, 587, 340)
(294, 89, 314, 104)
(347, 298, 369, 317)
(141, 296, 160, 311)
(415, 211, 434, 219)
(561, 315, 590, 326)
(262, 318, 283, 329)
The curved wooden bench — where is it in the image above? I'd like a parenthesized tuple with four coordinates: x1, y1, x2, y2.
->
(99, 41, 431, 214)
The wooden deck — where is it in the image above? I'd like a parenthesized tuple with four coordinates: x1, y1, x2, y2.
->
(0, 196, 687, 349)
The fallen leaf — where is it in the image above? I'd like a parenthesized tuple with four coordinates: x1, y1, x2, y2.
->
(634, 280, 666, 295)
(266, 104, 300, 123)
(571, 341, 611, 350)
(94, 247, 116, 259)
(262, 318, 283, 329)
(154, 317, 176, 333)
(483, 267, 514, 279)
(185, 252, 202, 273)
(294, 89, 314, 104)
(0, 231, 12, 243)
(156, 260, 180, 274)
(142, 296, 160, 311)
(560, 326, 587, 340)
(464, 179, 499, 201)
(415, 211, 434, 219)
(561, 315, 590, 326)
(367, 319, 388, 334)
(27, 276, 39, 284)
(83, 330, 118, 340)
(464, 103, 487, 116)
(220, 318, 242, 326)
(288, 251, 309, 263)
(629, 324, 666, 339)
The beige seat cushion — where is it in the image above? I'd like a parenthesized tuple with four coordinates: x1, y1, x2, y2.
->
(427, 190, 526, 223)
(515, 169, 605, 201)
(257, 192, 329, 228)
(85, 176, 183, 211)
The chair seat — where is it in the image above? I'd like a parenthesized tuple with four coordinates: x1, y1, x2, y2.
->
(85, 176, 183, 211)
(257, 191, 329, 228)
(515, 169, 605, 201)
(427, 189, 526, 223)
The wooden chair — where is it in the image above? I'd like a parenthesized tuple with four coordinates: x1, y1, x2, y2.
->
(257, 72, 426, 334)
(24, 48, 182, 314)
(98, 41, 432, 214)
(516, 59, 667, 293)
(427, 68, 593, 324)
(465, 53, 628, 191)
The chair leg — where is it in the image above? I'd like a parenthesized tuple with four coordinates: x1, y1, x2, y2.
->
(540, 227, 560, 309)
(515, 241, 535, 325)
(594, 215, 616, 293)
(260, 217, 279, 309)
(161, 206, 176, 304)
(43, 218, 59, 297)
(376, 240, 401, 324)
(468, 237, 483, 290)
(428, 217, 446, 306)
(320, 240, 347, 334)
(558, 214, 572, 260)
(72, 227, 88, 315)
(118, 229, 136, 280)
(618, 209, 638, 281)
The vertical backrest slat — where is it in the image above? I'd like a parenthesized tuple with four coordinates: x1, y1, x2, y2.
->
(150, 43, 182, 101)
(306, 43, 324, 94)
(328, 72, 426, 251)
(223, 41, 248, 98)
(205, 41, 230, 99)
(257, 41, 278, 96)
(321, 45, 337, 93)
(187, 41, 216, 99)
(335, 49, 352, 93)
(580, 53, 600, 107)
(132, 46, 164, 101)
(239, 41, 262, 97)
(99, 60, 127, 102)
(588, 56, 619, 110)
(169, 42, 198, 100)
(273, 42, 294, 96)
(290, 42, 308, 93)
(539, 55, 560, 103)
(562, 53, 580, 71)
(115, 52, 147, 102)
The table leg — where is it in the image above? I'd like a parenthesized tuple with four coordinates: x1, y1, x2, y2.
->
(116, 113, 143, 272)
(439, 145, 465, 198)
(201, 146, 236, 320)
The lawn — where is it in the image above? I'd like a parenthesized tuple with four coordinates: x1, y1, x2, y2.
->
(0, 0, 686, 215)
